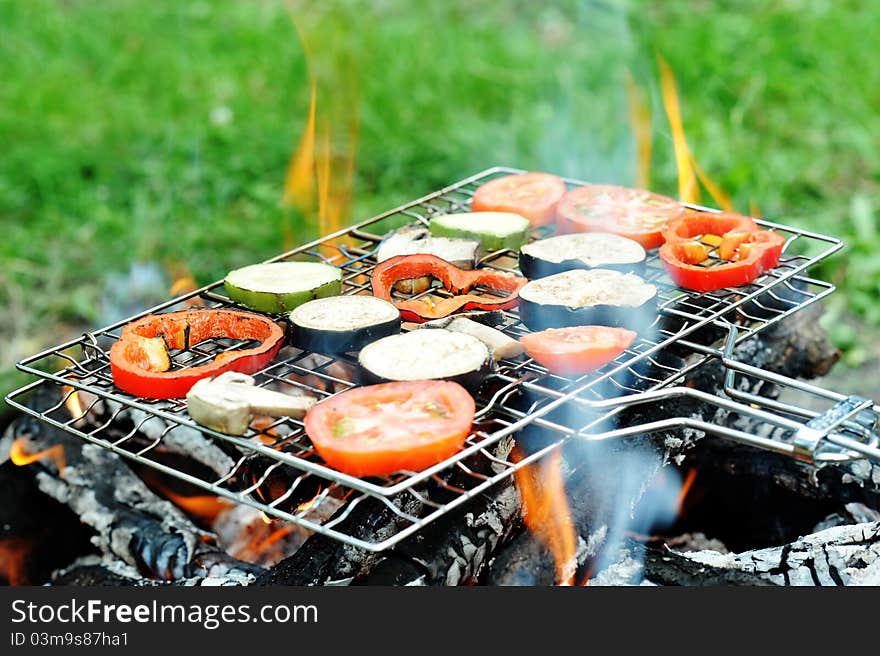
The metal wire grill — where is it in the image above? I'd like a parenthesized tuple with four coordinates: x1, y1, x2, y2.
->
(4, 167, 846, 551)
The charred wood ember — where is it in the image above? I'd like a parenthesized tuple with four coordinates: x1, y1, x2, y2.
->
(674, 521, 880, 586)
(0, 457, 94, 585)
(259, 436, 522, 586)
(351, 484, 521, 586)
(0, 390, 262, 585)
(254, 495, 423, 586)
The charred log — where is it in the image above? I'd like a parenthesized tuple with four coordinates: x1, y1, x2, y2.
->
(0, 391, 262, 585)
(673, 521, 880, 586)
(0, 458, 94, 585)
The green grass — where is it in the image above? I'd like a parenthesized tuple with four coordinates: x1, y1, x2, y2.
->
(2, 0, 879, 396)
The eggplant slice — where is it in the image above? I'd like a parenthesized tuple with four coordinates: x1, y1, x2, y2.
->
(289, 295, 401, 354)
(518, 269, 658, 332)
(518, 232, 646, 279)
(357, 329, 492, 391)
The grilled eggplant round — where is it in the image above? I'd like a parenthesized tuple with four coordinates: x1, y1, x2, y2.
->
(518, 232, 646, 279)
(289, 296, 401, 354)
(357, 329, 492, 391)
(518, 269, 657, 332)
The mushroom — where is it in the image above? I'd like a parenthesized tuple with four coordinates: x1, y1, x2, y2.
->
(186, 371, 316, 436)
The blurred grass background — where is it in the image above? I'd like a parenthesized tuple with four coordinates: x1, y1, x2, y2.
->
(1, 0, 878, 398)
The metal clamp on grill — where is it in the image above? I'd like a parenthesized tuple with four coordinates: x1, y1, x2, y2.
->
(792, 396, 875, 462)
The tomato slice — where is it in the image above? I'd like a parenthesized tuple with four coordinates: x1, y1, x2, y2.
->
(555, 184, 685, 249)
(519, 326, 637, 376)
(303, 381, 475, 477)
(472, 172, 567, 227)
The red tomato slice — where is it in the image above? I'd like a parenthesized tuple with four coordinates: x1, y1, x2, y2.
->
(519, 326, 637, 376)
(472, 172, 567, 227)
(555, 184, 685, 249)
(304, 381, 475, 477)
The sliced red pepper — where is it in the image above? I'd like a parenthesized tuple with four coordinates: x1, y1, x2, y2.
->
(110, 309, 285, 399)
(371, 254, 527, 322)
(659, 212, 786, 292)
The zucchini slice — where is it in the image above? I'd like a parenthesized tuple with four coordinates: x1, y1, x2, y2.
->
(357, 329, 492, 391)
(289, 295, 401, 354)
(224, 262, 342, 314)
(518, 269, 657, 332)
(519, 232, 646, 279)
(430, 212, 530, 252)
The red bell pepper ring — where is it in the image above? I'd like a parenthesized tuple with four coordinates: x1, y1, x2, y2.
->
(110, 309, 285, 399)
(658, 212, 786, 292)
(371, 254, 527, 322)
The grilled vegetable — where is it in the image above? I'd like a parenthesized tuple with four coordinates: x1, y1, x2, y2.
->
(556, 184, 685, 249)
(471, 172, 567, 227)
(517, 269, 657, 332)
(424, 316, 523, 361)
(429, 212, 531, 252)
(518, 232, 646, 279)
(304, 380, 475, 477)
(520, 326, 637, 376)
(378, 225, 481, 268)
(371, 254, 527, 322)
(186, 371, 315, 435)
(659, 212, 786, 292)
(357, 329, 492, 391)
(224, 262, 342, 313)
(109, 309, 285, 399)
(377, 225, 482, 294)
(289, 295, 401, 354)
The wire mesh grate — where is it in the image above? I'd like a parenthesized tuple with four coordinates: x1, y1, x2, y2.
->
(4, 167, 844, 551)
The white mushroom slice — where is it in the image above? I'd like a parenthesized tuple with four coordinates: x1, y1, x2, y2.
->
(431, 317, 524, 361)
(186, 372, 316, 436)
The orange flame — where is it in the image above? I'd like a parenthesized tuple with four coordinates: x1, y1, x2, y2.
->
(626, 70, 652, 189)
(166, 262, 204, 307)
(282, 8, 359, 255)
(0, 537, 35, 585)
(63, 386, 84, 421)
(749, 199, 762, 219)
(296, 486, 322, 513)
(657, 55, 733, 212)
(514, 448, 577, 585)
(163, 489, 234, 525)
(676, 468, 698, 517)
(10, 438, 66, 476)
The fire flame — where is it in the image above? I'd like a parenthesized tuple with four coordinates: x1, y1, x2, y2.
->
(657, 55, 733, 211)
(676, 468, 698, 517)
(63, 386, 84, 421)
(167, 262, 204, 307)
(10, 438, 66, 476)
(514, 448, 577, 585)
(0, 537, 35, 585)
(626, 70, 652, 190)
(282, 8, 359, 255)
(162, 489, 234, 525)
